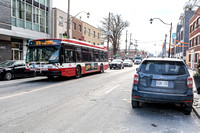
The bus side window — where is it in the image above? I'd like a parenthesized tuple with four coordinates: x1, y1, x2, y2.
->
(103, 52, 107, 62)
(75, 47, 82, 62)
(64, 45, 74, 63)
(88, 49, 94, 62)
(82, 48, 89, 62)
(94, 50, 99, 62)
(99, 51, 103, 62)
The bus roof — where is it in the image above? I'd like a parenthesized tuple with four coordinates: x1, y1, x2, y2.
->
(30, 38, 107, 51)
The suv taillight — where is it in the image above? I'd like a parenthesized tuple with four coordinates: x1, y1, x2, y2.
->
(187, 76, 193, 88)
(133, 74, 139, 84)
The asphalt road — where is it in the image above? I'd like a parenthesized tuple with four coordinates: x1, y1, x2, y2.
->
(0, 66, 200, 133)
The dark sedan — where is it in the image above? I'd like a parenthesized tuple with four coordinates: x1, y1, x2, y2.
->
(0, 60, 35, 80)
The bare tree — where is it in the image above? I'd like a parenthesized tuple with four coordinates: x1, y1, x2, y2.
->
(99, 14, 129, 57)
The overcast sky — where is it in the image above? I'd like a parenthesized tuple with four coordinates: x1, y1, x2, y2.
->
(53, 0, 192, 55)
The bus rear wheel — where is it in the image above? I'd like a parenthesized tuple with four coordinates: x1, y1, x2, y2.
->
(76, 66, 81, 78)
(100, 65, 104, 73)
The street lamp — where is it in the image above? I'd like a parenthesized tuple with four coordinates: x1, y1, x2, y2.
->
(150, 18, 172, 58)
(66, 0, 90, 39)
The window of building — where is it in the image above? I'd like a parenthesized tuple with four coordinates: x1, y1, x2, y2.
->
(79, 25, 82, 32)
(190, 40, 192, 47)
(12, 0, 16, 17)
(197, 18, 200, 27)
(40, 9, 45, 32)
(190, 25, 192, 33)
(40, 0, 45, 5)
(84, 27, 86, 34)
(193, 23, 196, 31)
(73, 22, 76, 30)
(189, 54, 191, 62)
(17, 0, 24, 19)
(59, 16, 63, 26)
(45, 0, 49, 7)
(93, 31, 95, 38)
(26, 3, 32, 22)
(98, 33, 100, 39)
(195, 53, 199, 63)
(33, 7, 39, 24)
(196, 36, 199, 46)
(46, 11, 49, 33)
(88, 29, 90, 36)
(193, 38, 196, 46)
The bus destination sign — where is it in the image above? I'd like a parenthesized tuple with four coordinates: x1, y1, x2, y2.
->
(29, 40, 61, 46)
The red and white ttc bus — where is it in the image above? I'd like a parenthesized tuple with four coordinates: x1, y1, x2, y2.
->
(26, 39, 109, 78)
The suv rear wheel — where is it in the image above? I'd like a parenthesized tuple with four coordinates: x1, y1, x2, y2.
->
(131, 100, 140, 108)
(184, 106, 192, 115)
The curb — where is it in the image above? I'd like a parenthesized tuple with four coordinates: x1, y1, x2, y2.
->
(193, 106, 200, 119)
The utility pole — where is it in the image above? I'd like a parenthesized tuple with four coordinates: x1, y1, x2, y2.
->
(125, 30, 128, 56)
(128, 33, 132, 58)
(134, 40, 138, 57)
(163, 34, 167, 57)
(107, 12, 111, 58)
(67, 0, 70, 39)
(168, 23, 172, 58)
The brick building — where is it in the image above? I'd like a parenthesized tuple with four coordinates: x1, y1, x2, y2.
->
(189, 6, 200, 69)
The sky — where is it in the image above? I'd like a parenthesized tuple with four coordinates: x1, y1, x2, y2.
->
(53, 0, 192, 55)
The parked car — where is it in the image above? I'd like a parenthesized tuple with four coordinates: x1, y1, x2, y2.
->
(132, 58, 193, 115)
(134, 56, 142, 65)
(0, 60, 35, 80)
(123, 59, 133, 67)
(110, 59, 124, 69)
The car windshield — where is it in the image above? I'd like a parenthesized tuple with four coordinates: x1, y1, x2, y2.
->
(139, 61, 186, 75)
(0, 60, 15, 67)
(26, 46, 60, 63)
(135, 57, 142, 60)
(112, 59, 122, 62)
(124, 60, 131, 62)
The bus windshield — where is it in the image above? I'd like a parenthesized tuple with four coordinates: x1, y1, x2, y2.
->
(26, 45, 60, 63)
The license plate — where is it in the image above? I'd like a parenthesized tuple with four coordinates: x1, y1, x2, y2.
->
(156, 80, 168, 87)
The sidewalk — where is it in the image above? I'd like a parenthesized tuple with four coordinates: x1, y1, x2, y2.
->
(188, 69, 200, 118)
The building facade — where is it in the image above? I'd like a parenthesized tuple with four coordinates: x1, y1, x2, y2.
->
(174, 7, 194, 62)
(52, 8, 101, 45)
(189, 6, 200, 69)
(0, 0, 52, 62)
(82, 22, 101, 45)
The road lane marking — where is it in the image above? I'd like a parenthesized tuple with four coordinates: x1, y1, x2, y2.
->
(105, 85, 120, 94)
(0, 78, 85, 101)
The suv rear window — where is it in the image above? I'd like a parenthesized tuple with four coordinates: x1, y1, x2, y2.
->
(139, 61, 186, 75)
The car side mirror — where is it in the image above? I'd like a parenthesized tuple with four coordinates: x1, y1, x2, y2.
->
(136, 68, 138, 71)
